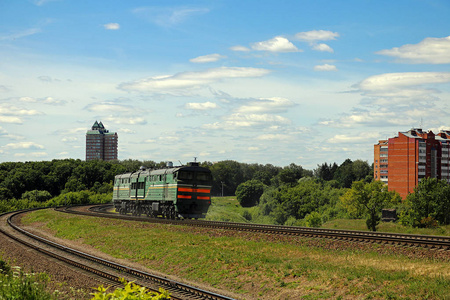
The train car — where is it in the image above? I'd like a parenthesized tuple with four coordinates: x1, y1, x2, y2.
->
(112, 162, 212, 219)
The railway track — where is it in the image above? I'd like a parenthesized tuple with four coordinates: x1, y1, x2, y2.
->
(0, 209, 235, 300)
(72, 204, 450, 251)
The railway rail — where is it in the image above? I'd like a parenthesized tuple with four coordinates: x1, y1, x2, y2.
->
(71, 204, 450, 251)
(0, 208, 235, 300)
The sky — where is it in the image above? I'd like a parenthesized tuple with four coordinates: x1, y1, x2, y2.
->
(1, 0, 450, 169)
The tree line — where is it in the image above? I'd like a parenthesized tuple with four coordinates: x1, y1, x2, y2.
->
(0, 158, 448, 231)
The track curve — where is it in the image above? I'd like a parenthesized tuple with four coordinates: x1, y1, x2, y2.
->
(1, 208, 236, 300)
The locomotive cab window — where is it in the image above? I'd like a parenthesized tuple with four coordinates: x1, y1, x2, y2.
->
(177, 171, 194, 180)
(196, 172, 212, 181)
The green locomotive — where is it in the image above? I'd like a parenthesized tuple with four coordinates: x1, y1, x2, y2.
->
(112, 162, 212, 219)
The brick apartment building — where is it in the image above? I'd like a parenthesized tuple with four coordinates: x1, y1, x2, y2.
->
(374, 128, 450, 199)
(86, 121, 118, 161)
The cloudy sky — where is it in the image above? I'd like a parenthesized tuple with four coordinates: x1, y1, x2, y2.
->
(1, 0, 450, 169)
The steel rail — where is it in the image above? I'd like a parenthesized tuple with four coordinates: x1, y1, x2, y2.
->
(3, 209, 235, 300)
(79, 204, 450, 251)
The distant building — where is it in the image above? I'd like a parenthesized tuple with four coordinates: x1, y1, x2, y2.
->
(374, 128, 450, 199)
(86, 121, 118, 161)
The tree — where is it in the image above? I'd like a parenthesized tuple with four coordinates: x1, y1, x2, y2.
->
(333, 159, 371, 188)
(209, 160, 245, 196)
(21, 190, 52, 202)
(404, 177, 450, 227)
(236, 180, 264, 207)
(333, 159, 355, 188)
(341, 180, 400, 231)
(314, 162, 338, 181)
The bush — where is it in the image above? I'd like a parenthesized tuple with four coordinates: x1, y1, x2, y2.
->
(22, 190, 52, 202)
(90, 279, 170, 300)
(304, 211, 322, 228)
(242, 210, 252, 221)
(420, 216, 439, 228)
(0, 264, 55, 300)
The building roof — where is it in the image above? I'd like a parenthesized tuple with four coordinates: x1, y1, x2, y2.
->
(90, 120, 110, 134)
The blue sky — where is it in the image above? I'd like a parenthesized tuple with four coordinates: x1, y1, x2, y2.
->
(1, 0, 450, 169)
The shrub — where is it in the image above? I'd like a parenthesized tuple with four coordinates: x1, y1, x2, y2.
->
(90, 279, 170, 300)
(0, 265, 55, 300)
(304, 211, 322, 228)
(420, 216, 439, 228)
(242, 210, 252, 221)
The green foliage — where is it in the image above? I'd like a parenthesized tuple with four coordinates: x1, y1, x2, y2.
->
(206, 160, 285, 195)
(340, 180, 400, 231)
(0, 258, 11, 274)
(242, 210, 252, 221)
(22, 190, 52, 202)
(401, 177, 450, 227)
(331, 159, 372, 188)
(0, 263, 56, 300)
(236, 179, 264, 207)
(90, 279, 170, 300)
(259, 178, 344, 225)
(304, 211, 322, 227)
(314, 162, 338, 181)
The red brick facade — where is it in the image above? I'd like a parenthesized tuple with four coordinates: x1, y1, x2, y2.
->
(374, 128, 448, 199)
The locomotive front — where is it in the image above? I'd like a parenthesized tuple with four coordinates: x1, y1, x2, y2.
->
(173, 162, 213, 219)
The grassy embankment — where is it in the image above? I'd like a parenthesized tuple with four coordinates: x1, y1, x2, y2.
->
(207, 197, 450, 236)
(21, 197, 450, 299)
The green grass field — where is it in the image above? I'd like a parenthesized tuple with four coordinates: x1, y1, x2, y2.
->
(21, 200, 450, 300)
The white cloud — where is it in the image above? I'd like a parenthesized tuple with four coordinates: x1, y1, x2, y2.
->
(4, 142, 44, 150)
(256, 134, 290, 140)
(42, 97, 66, 105)
(329, 132, 380, 144)
(230, 45, 251, 52)
(0, 104, 43, 116)
(119, 128, 136, 134)
(314, 64, 337, 71)
(103, 116, 147, 125)
(355, 72, 450, 95)
(18, 96, 66, 105)
(376, 36, 450, 64)
(251, 36, 299, 52)
(132, 6, 209, 27)
(85, 102, 134, 113)
(119, 67, 270, 94)
(0, 28, 41, 41)
(19, 97, 37, 103)
(190, 54, 226, 63)
(321, 109, 415, 128)
(203, 113, 290, 130)
(14, 152, 47, 158)
(236, 97, 296, 113)
(185, 101, 218, 110)
(104, 23, 120, 30)
(61, 137, 78, 142)
(33, 0, 59, 6)
(312, 43, 334, 53)
(294, 30, 339, 53)
(295, 30, 339, 42)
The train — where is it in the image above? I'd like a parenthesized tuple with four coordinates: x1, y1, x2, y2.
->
(112, 162, 213, 219)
